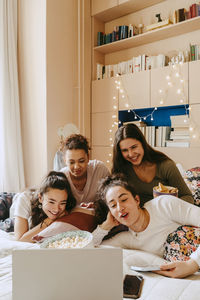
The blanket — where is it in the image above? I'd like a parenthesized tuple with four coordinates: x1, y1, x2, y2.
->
(1, 230, 200, 300)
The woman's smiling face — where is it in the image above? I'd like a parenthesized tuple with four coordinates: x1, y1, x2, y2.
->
(105, 185, 141, 229)
(39, 188, 68, 220)
(119, 138, 144, 166)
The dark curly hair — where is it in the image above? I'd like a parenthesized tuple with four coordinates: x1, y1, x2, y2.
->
(94, 173, 140, 225)
(64, 134, 90, 155)
(112, 123, 170, 174)
(31, 171, 76, 228)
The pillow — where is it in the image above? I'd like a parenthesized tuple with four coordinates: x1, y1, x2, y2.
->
(32, 208, 97, 242)
(0, 192, 16, 220)
(183, 167, 200, 207)
(163, 225, 200, 262)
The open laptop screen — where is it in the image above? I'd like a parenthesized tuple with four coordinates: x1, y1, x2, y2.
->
(13, 248, 123, 300)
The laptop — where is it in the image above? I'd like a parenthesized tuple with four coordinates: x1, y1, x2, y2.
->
(12, 248, 123, 300)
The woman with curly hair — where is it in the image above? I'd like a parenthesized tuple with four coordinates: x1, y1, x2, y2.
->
(61, 134, 109, 207)
(13, 171, 76, 242)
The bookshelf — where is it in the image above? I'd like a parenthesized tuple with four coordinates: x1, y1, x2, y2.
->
(94, 16, 200, 54)
(91, 0, 200, 169)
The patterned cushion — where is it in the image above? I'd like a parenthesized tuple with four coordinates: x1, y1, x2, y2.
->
(183, 167, 200, 206)
(0, 192, 15, 220)
(163, 225, 200, 262)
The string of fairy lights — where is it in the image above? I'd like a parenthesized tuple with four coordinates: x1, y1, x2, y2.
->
(106, 62, 198, 164)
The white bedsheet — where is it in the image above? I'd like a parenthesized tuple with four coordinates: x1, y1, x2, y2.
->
(1, 230, 200, 300)
(0, 230, 39, 300)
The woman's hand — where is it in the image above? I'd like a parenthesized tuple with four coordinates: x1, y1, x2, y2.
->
(99, 212, 120, 231)
(155, 259, 199, 278)
(80, 202, 94, 208)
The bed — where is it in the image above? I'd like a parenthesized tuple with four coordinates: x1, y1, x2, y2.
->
(1, 230, 200, 300)
(1, 164, 200, 299)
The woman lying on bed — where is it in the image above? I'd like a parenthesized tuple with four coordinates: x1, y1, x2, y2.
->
(13, 171, 76, 242)
(93, 174, 200, 278)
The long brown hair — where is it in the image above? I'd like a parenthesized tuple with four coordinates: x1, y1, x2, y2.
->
(112, 123, 170, 174)
(31, 171, 76, 227)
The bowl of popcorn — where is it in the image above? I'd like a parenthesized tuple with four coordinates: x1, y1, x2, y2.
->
(40, 230, 93, 249)
(153, 182, 178, 198)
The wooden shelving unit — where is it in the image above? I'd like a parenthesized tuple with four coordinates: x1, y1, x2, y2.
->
(92, 0, 165, 22)
(94, 16, 200, 54)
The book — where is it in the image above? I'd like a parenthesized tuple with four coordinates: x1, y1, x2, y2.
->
(170, 134, 190, 140)
(165, 140, 190, 148)
(177, 8, 186, 22)
(161, 126, 171, 147)
(170, 115, 190, 128)
(155, 127, 162, 147)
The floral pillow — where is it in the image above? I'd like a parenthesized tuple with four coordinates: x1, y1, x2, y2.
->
(183, 167, 200, 206)
(163, 225, 200, 262)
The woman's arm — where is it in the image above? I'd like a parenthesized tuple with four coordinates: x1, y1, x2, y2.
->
(16, 217, 53, 243)
(161, 160, 194, 204)
(93, 212, 119, 246)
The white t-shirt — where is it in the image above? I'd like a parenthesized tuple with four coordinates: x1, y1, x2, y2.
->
(11, 191, 33, 227)
(93, 195, 200, 266)
(61, 159, 110, 204)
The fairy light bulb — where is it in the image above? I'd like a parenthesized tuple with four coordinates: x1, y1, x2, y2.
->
(160, 100, 164, 104)
(134, 115, 137, 119)
(125, 103, 129, 108)
(180, 79, 184, 83)
(112, 114, 116, 118)
(177, 89, 181, 94)
(109, 138, 112, 141)
(113, 96, 116, 100)
(128, 110, 130, 113)
(166, 75, 170, 80)
(116, 86, 120, 89)
(109, 153, 112, 157)
(159, 89, 163, 94)
(143, 116, 146, 120)
(109, 129, 112, 133)
(168, 82, 172, 86)
(115, 80, 118, 84)
(112, 124, 114, 128)
(118, 121, 121, 124)
(192, 134, 196, 139)
(113, 105, 117, 110)
(155, 107, 157, 110)
(107, 160, 110, 163)
(120, 89, 124, 93)
(180, 99, 184, 103)
(151, 116, 153, 121)
(189, 126, 193, 131)
(122, 94, 125, 98)
(175, 72, 180, 77)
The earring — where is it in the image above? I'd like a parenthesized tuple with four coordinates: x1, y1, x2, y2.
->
(38, 204, 42, 209)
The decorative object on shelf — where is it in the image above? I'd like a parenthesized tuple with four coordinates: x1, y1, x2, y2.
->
(146, 18, 171, 31)
(155, 13, 162, 22)
(138, 24, 144, 35)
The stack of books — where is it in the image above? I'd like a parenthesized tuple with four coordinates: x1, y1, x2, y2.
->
(166, 115, 190, 147)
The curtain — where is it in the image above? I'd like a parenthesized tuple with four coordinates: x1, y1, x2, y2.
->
(0, 0, 25, 192)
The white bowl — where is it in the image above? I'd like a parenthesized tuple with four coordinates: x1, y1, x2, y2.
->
(40, 230, 93, 249)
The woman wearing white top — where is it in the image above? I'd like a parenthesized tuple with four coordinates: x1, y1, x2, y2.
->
(13, 171, 76, 242)
(93, 174, 200, 278)
(61, 134, 110, 206)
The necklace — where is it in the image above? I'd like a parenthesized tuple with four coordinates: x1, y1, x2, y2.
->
(131, 208, 150, 235)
